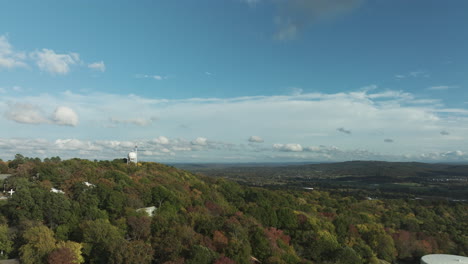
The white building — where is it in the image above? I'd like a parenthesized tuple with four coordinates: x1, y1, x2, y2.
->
(136, 206, 157, 217)
(50, 188, 65, 194)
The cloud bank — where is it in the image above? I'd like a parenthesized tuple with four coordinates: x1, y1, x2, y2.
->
(1, 88, 467, 162)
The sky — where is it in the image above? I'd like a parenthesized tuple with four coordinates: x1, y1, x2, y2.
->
(0, 0, 467, 163)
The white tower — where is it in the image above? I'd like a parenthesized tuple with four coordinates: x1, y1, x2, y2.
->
(127, 146, 138, 164)
(421, 254, 468, 264)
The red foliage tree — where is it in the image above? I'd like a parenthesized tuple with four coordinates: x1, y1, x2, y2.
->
(213, 230, 229, 250)
(47, 247, 75, 264)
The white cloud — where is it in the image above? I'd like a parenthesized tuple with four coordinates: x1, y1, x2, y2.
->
(289, 87, 303, 96)
(4, 103, 78, 126)
(52, 106, 79, 126)
(428, 85, 454, 91)
(0, 136, 467, 163)
(1, 35, 103, 74)
(88, 61, 106, 72)
(273, 143, 303, 152)
(1, 88, 468, 162)
(31, 49, 80, 74)
(135, 74, 168, 80)
(153, 136, 170, 145)
(0, 35, 27, 69)
(249, 136, 264, 143)
(4, 103, 49, 125)
(192, 137, 208, 146)
(55, 139, 100, 151)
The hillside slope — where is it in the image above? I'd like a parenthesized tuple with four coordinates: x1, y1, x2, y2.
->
(0, 158, 466, 264)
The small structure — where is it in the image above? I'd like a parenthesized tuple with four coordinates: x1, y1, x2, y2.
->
(421, 254, 468, 264)
(136, 206, 157, 217)
(50, 188, 65, 194)
(127, 146, 138, 164)
(83, 181, 95, 188)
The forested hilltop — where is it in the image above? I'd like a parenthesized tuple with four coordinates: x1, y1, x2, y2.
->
(0, 156, 466, 264)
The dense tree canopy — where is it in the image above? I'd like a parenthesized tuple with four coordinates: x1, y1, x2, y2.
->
(0, 156, 466, 263)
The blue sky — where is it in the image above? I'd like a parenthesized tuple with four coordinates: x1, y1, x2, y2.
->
(0, 0, 467, 162)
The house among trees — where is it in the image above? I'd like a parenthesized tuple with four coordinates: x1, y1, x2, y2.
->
(136, 206, 157, 217)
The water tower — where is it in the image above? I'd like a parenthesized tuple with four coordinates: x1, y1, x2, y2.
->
(127, 146, 138, 164)
(421, 254, 468, 264)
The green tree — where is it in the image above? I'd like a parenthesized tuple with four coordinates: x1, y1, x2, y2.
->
(186, 245, 217, 264)
(20, 225, 57, 264)
(249, 227, 271, 262)
(0, 224, 13, 259)
(81, 219, 125, 264)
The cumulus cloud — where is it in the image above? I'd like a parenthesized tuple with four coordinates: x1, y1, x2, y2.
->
(52, 106, 79, 126)
(4, 103, 49, 124)
(4, 103, 79, 126)
(191, 137, 208, 146)
(1, 88, 468, 162)
(0, 35, 27, 69)
(31, 49, 80, 74)
(55, 139, 100, 151)
(273, 143, 303, 152)
(248, 136, 264, 143)
(384, 139, 394, 143)
(273, 0, 363, 40)
(1, 35, 104, 74)
(153, 136, 170, 145)
(0, 135, 467, 163)
(337, 127, 351, 134)
(88, 61, 106, 72)
(442, 150, 464, 158)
